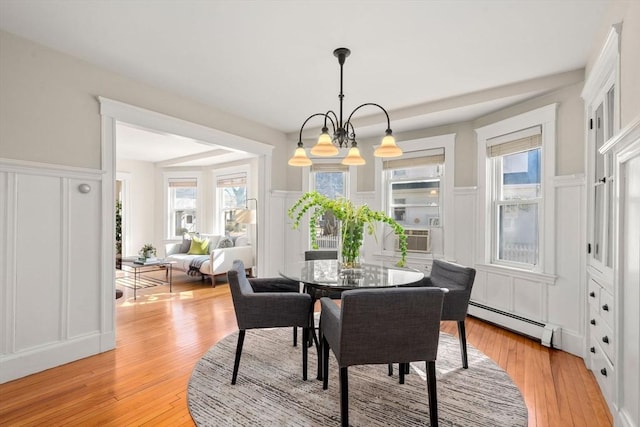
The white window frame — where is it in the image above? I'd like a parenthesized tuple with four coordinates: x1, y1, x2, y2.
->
(213, 165, 250, 235)
(490, 140, 542, 268)
(163, 171, 202, 239)
(476, 104, 557, 276)
(375, 133, 455, 261)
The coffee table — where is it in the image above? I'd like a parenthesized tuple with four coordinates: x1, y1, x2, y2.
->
(119, 259, 174, 300)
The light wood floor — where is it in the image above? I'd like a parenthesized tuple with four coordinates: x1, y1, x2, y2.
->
(0, 273, 612, 426)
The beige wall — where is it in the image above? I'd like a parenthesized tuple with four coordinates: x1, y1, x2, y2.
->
(0, 30, 290, 189)
(2, 0, 638, 192)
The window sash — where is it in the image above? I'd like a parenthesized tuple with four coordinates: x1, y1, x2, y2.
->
(493, 198, 540, 267)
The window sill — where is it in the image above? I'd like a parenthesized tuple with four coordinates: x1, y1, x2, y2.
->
(475, 263, 556, 285)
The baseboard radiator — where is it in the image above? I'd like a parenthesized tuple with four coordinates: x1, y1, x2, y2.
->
(468, 301, 562, 349)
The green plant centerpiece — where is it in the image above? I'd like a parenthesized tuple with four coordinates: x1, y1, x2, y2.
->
(288, 191, 408, 268)
(139, 243, 157, 259)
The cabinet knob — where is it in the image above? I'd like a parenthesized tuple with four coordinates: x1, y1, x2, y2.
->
(590, 347, 596, 353)
(600, 368, 607, 376)
(602, 304, 609, 311)
(590, 319, 596, 325)
(589, 291, 596, 298)
(602, 336, 609, 344)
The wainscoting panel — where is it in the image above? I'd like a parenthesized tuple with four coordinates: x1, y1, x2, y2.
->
(14, 173, 64, 351)
(0, 159, 109, 383)
(547, 177, 585, 349)
(452, 187, 477, 267)
(482, 271, 513, 312)
(67, 177, 102, 337)
(512, 277, 545, 321)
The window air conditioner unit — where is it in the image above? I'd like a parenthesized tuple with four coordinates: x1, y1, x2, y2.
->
(396, 229, 431, 253)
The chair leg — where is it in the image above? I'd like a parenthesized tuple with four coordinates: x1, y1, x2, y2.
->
(457, 320, 469, 369)
(293, 326, 298, 347)
(399, 363, 405, 384)
(339, 367, 349, 427)
(426, 360, 438, 427)
(388, 363, 393, 376)
(322, 335, 329, 390)
(302, 327, 308, 380)
(231, 330, 246, 385)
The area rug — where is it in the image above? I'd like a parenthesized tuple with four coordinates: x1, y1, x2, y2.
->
(115, 276, 159, 289)
(187, 328, 528, 426)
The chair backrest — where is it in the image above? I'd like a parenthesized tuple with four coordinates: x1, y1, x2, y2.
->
(428, 260, 475, 290)
(227, 260, 255, 328)
(425, 259, 476, 320)
(337, 287, 445, 367)
(305, 250, 338, 261)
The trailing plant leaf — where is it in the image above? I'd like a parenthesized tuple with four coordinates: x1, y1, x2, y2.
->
(288, 191, 407, 267)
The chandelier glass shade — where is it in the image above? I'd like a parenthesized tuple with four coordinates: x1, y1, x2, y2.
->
(288, 47, 403, 167)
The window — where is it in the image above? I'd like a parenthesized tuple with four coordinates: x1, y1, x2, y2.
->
(167, 178, 198, 238)
(488, 127, 541, 266)
(383, 152, 444, 254)
(216, 172, 248, 238)
(476, 104, 556, 274)
(310, 164, 348, 249)
(375, 134, 455, 261)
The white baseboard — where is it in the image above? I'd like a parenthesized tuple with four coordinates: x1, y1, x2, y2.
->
(0, 332, 115, 384)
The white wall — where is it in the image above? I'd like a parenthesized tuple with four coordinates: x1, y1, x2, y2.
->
(116, 159, 156, 257)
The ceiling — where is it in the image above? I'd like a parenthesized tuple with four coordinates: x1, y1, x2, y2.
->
(0, 0, 613, 166)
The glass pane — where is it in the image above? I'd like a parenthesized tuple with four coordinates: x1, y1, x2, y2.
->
(501, 148, 541, 200)
(498, 203, 538, 265)
(170, 185, 197, 237)
(593, 184, 603, 262)
(606, 85, 615, 140)
(595, 103, 605, 181)
(313, 171, 346, 249)
(219, 186, 247, 237)
(606, 176, 613, 267)
(390, 180, 439, 205)
(315, 171, 345, 199)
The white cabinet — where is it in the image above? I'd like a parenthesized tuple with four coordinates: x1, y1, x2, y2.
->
(587, 276, 615, 399)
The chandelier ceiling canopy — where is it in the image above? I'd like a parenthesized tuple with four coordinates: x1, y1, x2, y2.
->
(288, 47, 403, 167)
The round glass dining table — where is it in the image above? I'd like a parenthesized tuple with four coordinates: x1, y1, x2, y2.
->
(279, 259, 424, 380)
(279, 259, 424, 291)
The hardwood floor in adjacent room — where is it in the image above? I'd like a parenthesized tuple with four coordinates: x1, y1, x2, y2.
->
(0, 273, 612, 426)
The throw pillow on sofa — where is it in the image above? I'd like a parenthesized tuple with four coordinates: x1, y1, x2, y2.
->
(179, 233, 195, 253)
(188, 235, 210, 255)
(216, 236, 234, 249)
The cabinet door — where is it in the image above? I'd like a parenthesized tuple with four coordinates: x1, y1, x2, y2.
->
(589, 86, 615, 274)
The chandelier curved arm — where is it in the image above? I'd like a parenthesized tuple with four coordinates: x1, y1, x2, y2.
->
(345, 102, 393, 134)
(297, 112, 335, 143)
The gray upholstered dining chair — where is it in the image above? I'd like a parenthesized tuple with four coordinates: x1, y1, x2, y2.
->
(423, 259, 476, 368)
(247, 274, 302, 345)
(320, 287, 446, 427)
(227, 260, 312, 384)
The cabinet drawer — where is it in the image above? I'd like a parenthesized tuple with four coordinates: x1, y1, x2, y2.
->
(599, 288, 614, 327)
(597, 322, 615, 363)
(588, 278, 600, 303)
(591, 344, 615, 402)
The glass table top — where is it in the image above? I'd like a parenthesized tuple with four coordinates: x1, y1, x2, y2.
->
(279, 260, 424, 290)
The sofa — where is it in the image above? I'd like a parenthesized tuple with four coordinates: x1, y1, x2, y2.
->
(165, 233, 254, 285)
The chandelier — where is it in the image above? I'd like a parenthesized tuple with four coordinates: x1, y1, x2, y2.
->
(288, 47, 403, 167)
